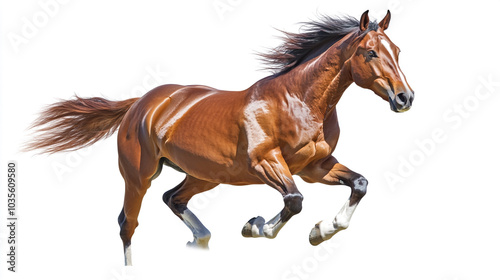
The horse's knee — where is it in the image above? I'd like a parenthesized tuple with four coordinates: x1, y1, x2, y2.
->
(284, 193, 303, 216)
(351, 175, 368, 200)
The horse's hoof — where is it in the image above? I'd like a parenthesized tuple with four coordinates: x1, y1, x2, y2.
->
(186, 240, 196, 248)
(186, 233, 211, 249)
(309, 223, 324, 246)
(186, 240, 209, 249)
(241, 216, 265, 237)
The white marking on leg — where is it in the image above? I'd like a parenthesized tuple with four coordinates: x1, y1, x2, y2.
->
(263, 212, 285, 238)
(333, 200, 358, 230)
(318, 220, 335, 239)
(124, 244, 132, 266)
(245, 213, 287, 239)
(180, 209, 211, 248)
(317, 199, 359, 241)
(249, 216, 265, 237)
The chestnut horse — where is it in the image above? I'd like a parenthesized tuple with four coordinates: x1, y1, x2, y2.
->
(26, 10, 413, 265)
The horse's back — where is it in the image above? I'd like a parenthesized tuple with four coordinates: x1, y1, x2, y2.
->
(123, 83, 229, 136)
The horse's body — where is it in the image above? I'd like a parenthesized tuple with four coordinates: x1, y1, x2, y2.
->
(26, 11, 413, 265)
(127, 79, 338, 185)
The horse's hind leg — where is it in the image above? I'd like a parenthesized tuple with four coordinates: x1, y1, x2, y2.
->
(118, 182, 149, 266)
(163, 175, 219, 249)
(117, 141, 160, 265)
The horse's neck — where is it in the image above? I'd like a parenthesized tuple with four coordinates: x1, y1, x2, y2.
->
(266, 32, 358, 119)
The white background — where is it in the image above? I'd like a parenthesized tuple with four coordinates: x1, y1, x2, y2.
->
(1, 0, 500, 279)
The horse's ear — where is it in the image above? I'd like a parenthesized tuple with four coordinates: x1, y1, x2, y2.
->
(378, 10, 391, 30)
(359, 10, 370, 31)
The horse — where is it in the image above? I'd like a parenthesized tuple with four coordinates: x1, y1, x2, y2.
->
(26, 10, 414, 265)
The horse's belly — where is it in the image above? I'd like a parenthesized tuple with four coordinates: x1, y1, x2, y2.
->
(163, 144, 260, 184)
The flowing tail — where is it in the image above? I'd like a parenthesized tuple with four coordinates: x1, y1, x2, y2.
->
(25, 96, 139, 154)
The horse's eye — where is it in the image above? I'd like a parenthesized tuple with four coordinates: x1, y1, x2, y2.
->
(368, 50, 378, 58)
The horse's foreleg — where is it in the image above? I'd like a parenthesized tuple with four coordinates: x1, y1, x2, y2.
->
(299, 155, 368, 246)
(163, 175, 219, 249)
(242, 149, 303, 239)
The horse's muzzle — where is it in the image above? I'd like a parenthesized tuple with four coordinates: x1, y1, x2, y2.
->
(391, 91, 414, 112)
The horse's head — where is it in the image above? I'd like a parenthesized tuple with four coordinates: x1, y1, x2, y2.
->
(350, 10, 414, 112)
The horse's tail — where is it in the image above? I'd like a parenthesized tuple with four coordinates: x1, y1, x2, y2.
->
(25, 96, 139, 154)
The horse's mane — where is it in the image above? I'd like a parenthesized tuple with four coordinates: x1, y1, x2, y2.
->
(260, 14, 379, 74)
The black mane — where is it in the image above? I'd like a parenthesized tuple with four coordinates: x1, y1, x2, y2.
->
(260, 14, 379, 74)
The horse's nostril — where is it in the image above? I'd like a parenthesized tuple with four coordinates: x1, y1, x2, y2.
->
(396, 93, 407, 105)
